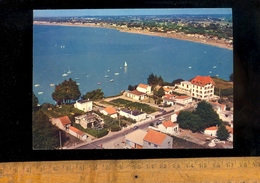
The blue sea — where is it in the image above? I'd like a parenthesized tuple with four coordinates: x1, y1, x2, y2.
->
(33, 25, 233, 105)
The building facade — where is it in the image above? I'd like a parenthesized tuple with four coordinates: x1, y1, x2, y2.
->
(74, 100, 93, 112)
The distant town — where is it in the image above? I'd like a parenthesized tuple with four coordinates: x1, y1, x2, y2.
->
(34, 14, 233, 50)
(33, 73, 233, 149)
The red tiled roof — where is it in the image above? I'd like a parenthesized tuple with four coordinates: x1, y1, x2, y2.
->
(175, 95, 191, 99)
(138, 83, 149, 89)
(205, 126, 218, 131)
(162, 120, 177, 128)
(143, 129, 167, 145)
(59, 116, 71, 126)
(191, 75, 215, 87)
(129, 90, 146, 96)
(69, 126, 85, 136)
(104, 107, 117, 115)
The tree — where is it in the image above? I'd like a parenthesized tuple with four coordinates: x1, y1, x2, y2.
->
(216, 124, 230, 140)
(154, 87, 165, 98)
(172, 78, 184, 86)
(83, 88, 104, 101)
(128, 84, 136, 91)
(177, 111, 202, 132)
(33, 110, 67, 150)
(32, 92, 39, 111)
(52, 78, 81, 104)
(229, 73, 233, 82)
(194, 101, 222, 129)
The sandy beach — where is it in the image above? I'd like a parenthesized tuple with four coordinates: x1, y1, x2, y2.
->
(34, 21, 233, 50)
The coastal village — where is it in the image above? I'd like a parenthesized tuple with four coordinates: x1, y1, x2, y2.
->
(34, 13, 233, 50)
(33, 14, 233, 150)
(34, 74, 233, 149)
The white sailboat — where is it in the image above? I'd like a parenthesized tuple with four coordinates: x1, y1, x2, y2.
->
(34, 84, 40, 87)
(124, 61, 127, 67)
(67, 66, 72, 74)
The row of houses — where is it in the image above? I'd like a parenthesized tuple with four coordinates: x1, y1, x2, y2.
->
(51, 116, 88, 141)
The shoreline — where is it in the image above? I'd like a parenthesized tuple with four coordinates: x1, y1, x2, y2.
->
(33, 21, 233, 50)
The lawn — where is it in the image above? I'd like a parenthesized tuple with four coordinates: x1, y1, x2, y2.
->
(211, 77, 233, 89)
(109, 98, 157, 114)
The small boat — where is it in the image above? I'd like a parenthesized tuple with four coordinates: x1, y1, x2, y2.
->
(97, 82, 101, 85)
(124, 61, 127, 67)
(86, 75, 89, 77)
(110, 79, 114, 82)
(67, 66, 72, 74)
(216, 74, 219, 77)
(209, 71, 212, 73)
(104, 75, 109, 78)
(50, 84, 55, 86)
(34, 84, 40, 87)
(76, 83, 80, 85)
(75, 78, 80, 80)
(38, 92, 43, 95)
(114, 73, 119, 75)
(62, 73, 68, 76)
(107, 69, 110, 72)
(188, 66, 192, 69)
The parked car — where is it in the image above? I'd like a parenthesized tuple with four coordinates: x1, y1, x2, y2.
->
(133, 126, 139, 130)
(156, 120, 162, 125)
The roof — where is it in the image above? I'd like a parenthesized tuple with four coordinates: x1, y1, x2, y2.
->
(205, 126, 218, 131)
(175, 95, 191, 100)
(163, 88, 171, 92)
(190, 75, 215, 87)
(162, 120, 177, 128)
(209, 101, 226, 111)
(59, 116, 71, 126)
(163, 97, 175, 102)
(138, 83, 149, 89)
(104, 107, 117, 115)
(129, 90, 146, 96)
(69, 126, 85, 136)
(77, 100, 92, 104)
(143, 129, 167, 145)
(125, 129, 147, 145)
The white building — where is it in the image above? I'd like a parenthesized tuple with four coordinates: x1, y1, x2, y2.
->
(204, 126, 218, 137)
(100, 107, 118, 118)
(125, 129, 147, 149)
(158, 120, 179, 135)
(51, 116, 71, 131)
(75, 113, 99, 129)
(74, 100, 93, 112)
(143, 129, 173, 149)
(171, 113, 178, 122)
(162, 94, 192, 106)
(119, 109, 147, 122)
(125, 90, 146, 100)
(175, 75, 216, 101)
(69, 126, 87, 141)
(136, 83, 152, 95)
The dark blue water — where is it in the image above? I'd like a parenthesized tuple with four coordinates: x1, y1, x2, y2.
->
(33, 25, 233, 104)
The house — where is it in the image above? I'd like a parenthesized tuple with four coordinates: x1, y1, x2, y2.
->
(162, 94, 192, 106)
(209, 101, 226, 114)
(190, 75, 215, 100)
(158, 120, 179, 135)
(204, 125, 232, 141)
(163, 86, 173, 94)
(69, 126, 87, 141)
(204, 126, 218, 137)
(74, 100, 93, 112)
(75, 113, 101, 129)
(174, 95, 192, 106)
(171, 113, 178, 122)
(143, 129, 173, 149)
(125, 129, 147, 149)
(119, 109, 146, 122)
(100, 107, 118, 118)
(136, 83, 152, 95)
(51, 116, 71, 131)
(175, 76, 216, 101)
(125, 90, 146, 100)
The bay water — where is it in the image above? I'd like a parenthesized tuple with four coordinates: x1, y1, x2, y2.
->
(33, 25, 233, 105)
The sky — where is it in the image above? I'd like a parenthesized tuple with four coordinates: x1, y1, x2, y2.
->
(33, 8, 232, 17)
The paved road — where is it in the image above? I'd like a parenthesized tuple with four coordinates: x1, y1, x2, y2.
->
(75, 106, 195, 149)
